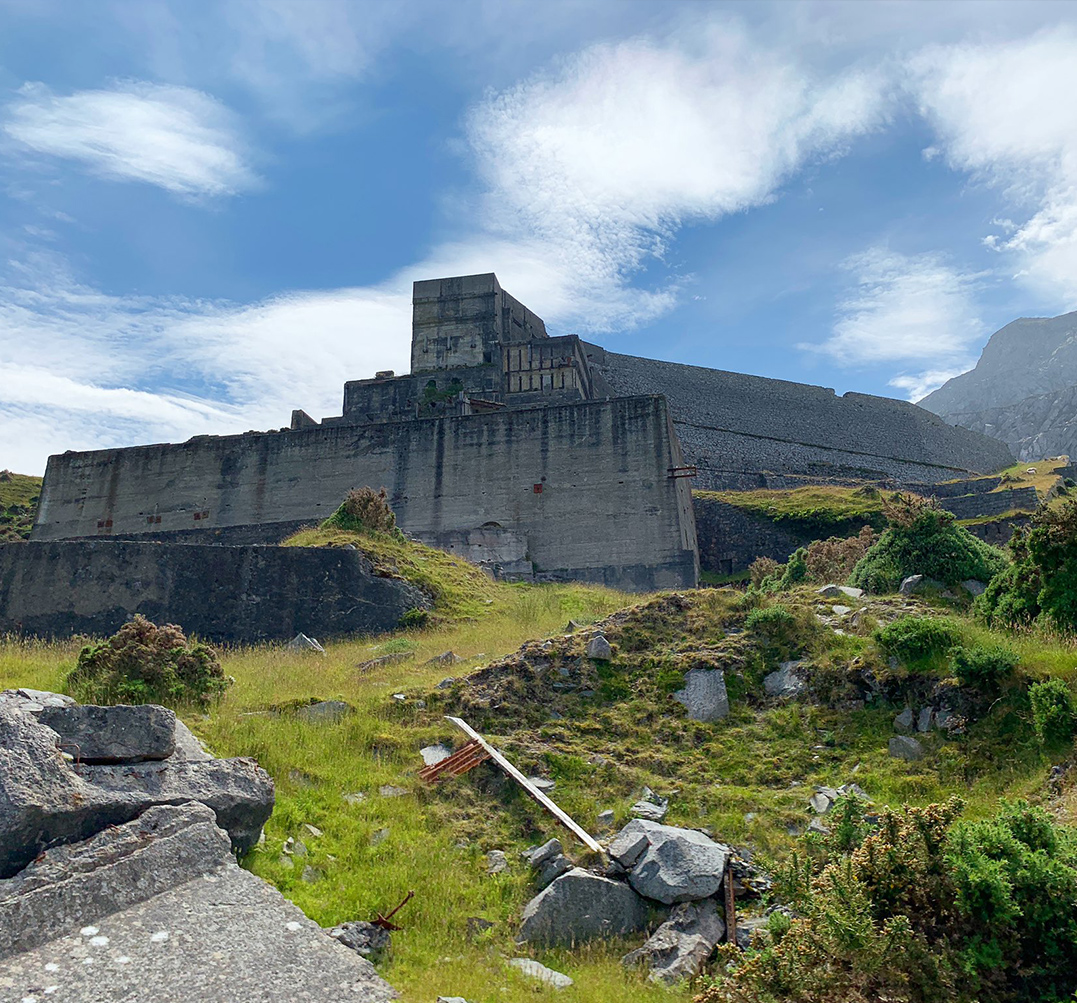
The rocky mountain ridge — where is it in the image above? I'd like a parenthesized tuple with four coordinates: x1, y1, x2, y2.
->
(920, 310, 1077, 460)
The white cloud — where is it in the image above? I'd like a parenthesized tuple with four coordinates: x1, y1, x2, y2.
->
(3, 81, 256, 198)
(461, 19, 886, 331)
(889, 367, 969, 403)
(807, 247, 983, 370)
(909, 28, 1077, 309)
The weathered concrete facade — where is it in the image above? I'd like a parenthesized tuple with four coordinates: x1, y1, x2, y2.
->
(34, 395, 699, 591)
(0, 540, 426, 642)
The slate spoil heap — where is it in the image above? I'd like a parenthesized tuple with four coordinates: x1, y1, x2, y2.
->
(517, 819, 771, 985)
(0, 689, 396, 1002)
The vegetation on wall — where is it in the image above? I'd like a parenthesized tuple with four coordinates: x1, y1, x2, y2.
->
(695, 485, 887, 539)
(0, 470, 41, 542)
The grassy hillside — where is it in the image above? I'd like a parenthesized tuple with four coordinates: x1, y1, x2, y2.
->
(0, 470, 41, 542)
(694, 485, 888, 538)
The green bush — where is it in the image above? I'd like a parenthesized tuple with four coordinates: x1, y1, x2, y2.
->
(398, 607, 429, 629)
(697, 797, 1077, 1003)
(978, 500, 1077, 634)
(949, 643, 1019, 690)
(1029, 678, 1077, 746)
(67, 615, 229, 707)
(875, 615, 961, 665)
(323, 486, 398, 535)
(848, 494, 1007, 594)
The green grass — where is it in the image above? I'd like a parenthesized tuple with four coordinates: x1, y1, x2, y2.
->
(695, 485, 887, 538)
(6, 577, 1077, 1002)
(0, 471, 41, 541)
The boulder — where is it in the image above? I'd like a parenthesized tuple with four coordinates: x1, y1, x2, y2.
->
(622, 898, 725, 984)
(889, 735, 924, 761)
(893, 707, 914, 733)
(508, 958, 573, 988)
(610, 820, 729, 905)
(0, 802, 231, 959)
(0, 706, 273, 878)
(673, 669, 729, 723)
(522, 838, 562, 869)
(172, 719, 213, 762)
(839, 586, 865, 599)
(35, 704, 176, 763)
(962, 580, 988, 597)
(596, 809, 615, 831)
(899, 575, 945, 596)
(286, 633, 326, 652)
(764, 660, 807, 699)
(816, 585, 844, 598)
(424, 651, 462, 666)
(327, 920, 392, 962)
(586, 634, 613, 660)
(486, 850, 508, 875)
(917, 707, 935, 733)
(517, 867, 647, 946)
(629, 787, 669, 822)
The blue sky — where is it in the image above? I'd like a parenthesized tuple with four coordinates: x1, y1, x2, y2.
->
(3, 0, 1077, 473)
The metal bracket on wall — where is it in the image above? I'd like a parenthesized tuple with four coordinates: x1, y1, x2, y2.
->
(668, 466, 698, 479)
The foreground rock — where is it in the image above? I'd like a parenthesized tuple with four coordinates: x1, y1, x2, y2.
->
(1, 693, 273, 877)
(623, 898, 725, 984)
(0, 804, 396, 1000)
(508, 958, 573, 988)
(889, 735, 925, 761)
(517, 867, 648, 946)
(34, 704, 177, 763)
(328, 920, 392, 963)
(673, 669, 729, 722)
(610, 820, 730, 905)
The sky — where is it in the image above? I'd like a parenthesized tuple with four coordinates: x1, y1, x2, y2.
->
(3, 0, 1077, 474)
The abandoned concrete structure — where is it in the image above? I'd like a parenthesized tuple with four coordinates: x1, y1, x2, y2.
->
(22, 272, 1013, 620)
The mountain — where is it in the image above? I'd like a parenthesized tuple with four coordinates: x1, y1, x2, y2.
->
(920, 311, 1077, 461)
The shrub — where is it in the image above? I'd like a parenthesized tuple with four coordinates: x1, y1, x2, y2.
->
(398, 607, 429, 629)
(744, 604, 796, 636)
(805, 526, 879, 583)
(848, 493, 1008, 594)
(875, 615, 961, 665)
(978, 500, 1077, 634)
(1029, 678, 1077, 746)
(749, 556, 782, 589)
(323, 487, 398, 535)
(949, 643, 1019, 690)
(67, 615, 228, 707)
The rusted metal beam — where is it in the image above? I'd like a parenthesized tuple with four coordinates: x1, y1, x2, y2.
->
(418, 738, 490, 783)
(444, 716, 603, 854)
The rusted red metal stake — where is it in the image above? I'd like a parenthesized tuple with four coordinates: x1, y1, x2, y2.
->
(372, 889, 415, 931)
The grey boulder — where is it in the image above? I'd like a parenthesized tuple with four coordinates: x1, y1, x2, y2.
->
(35, 703, 176, 763)
(328, 920, 392, 962)
(610, 819, 729, 905)
(508, 958, 573, 988)
(900, 575, 945, 596)
(287, 633, 326, 652)
(889, 735, 924, 761)
(586, 634, 613, 660)
(517, 867, 648, 947)
(764, 660, 807, 699)
(962, 579, 987, 597)
(673, 669, 729, 722)
(893, 707, 914, 733)
(622, 898, 725, 984)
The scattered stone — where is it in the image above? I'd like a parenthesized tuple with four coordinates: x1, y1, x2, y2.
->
(622, 898, 725, 984)
(764, 660, 807, 699)
(36, 703, 177, 764)
(286, 633, 325, 653)
(596, 809, 615, 830)
(517, 868, 647, 947)
(609, 819, 730, 905)
(358, 653, 411, 671)
(630, 787, 669, 822)
(508, 957, 573, 988)
(962, 579, 988, 597)
(586, 634, 613, 660)
(673, 668, 729, 723)
(934, 708, 954, 731)
(535, 853, 574, 890)
(917, 707, 935, 733)
(379, 785, 408, 798)
(421, 744, 453, 766)
(486, 850, 508, 875)
(437, 997, 472, 1003)
(893, 707, 914, 733)
(527, 776, 556, 792)
(807, 817, 830, 834)
(304, 823, 323, 837)
(832, 605, 851, 616)
(326, 920, 391, 963)
(301, 865, 321, 883)
(809, 791, 833, 814)
(295, 700, 353, 724)
(899, 575, 945, 596)
(889, 735, 924, 761)
(735, 915, 771, 951)
(343, 791, 366, 805)
(522, 839, 562, 869)
(390, 694, 407, 704)
(424, 651, 462, 667)
(816, 585, 844, 598)
(564, 620, 581, 632)
(839, 586, 865, 599)
(371, 828, 390, 845)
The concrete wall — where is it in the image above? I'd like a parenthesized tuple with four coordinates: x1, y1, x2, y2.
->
(33, 396, 698, 592)
(585, 346, 1015, 489)
(692, 496, 808, 575)
(938, 487, 1039, 520)
(0, 541, 427, 642)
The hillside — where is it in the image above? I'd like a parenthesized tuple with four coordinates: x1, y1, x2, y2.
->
(0, 470, 41, 542)
(920, 311, 1077, 460)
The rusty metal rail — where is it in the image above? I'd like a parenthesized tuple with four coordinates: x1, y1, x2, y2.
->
(418, 738, 490, 783)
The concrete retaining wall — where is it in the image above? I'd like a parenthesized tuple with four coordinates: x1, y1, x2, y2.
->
(32, 396, 698, 592)
(939, 487, 1039, 520)
(0, 541, 427, 642)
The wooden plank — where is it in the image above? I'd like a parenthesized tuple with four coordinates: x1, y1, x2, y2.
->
(445, 716, 603, 854)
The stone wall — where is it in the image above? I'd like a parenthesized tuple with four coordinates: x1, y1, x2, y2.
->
(692, 496, 808, 576)
(0, 540, 426, 642)
(938, 487, 1039, 520)
(33, 396, 698, 592)
(586, 346, 1014, 489)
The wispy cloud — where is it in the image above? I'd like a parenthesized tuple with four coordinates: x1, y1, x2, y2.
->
(909, 28, 1077, 310)
(461, 18, 887, 332)
(3, 81, 257, 198)
(806, 247, 983, 392)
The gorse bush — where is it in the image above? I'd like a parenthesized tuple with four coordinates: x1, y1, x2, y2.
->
(978, 499, 1077, 634)
(696, 798, 1077, 1003)
(752, 528, 878, 593)
(67, 615, 229, 707)
(748, 556, 782, 589)
(875, 615, 961, 665)
(949, 643, 1019, 690)
(323, 487, 398, 535)
(1028, 677, 1077, 746)
(848, 493, 1007, 594)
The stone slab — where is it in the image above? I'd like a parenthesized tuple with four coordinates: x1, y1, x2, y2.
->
(36, 704, 176, 764)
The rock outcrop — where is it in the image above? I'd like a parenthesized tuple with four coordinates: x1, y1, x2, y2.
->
(609, 819, 730, 905)
(517, 867, 648, 947)
(622, 898, 726, 984)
